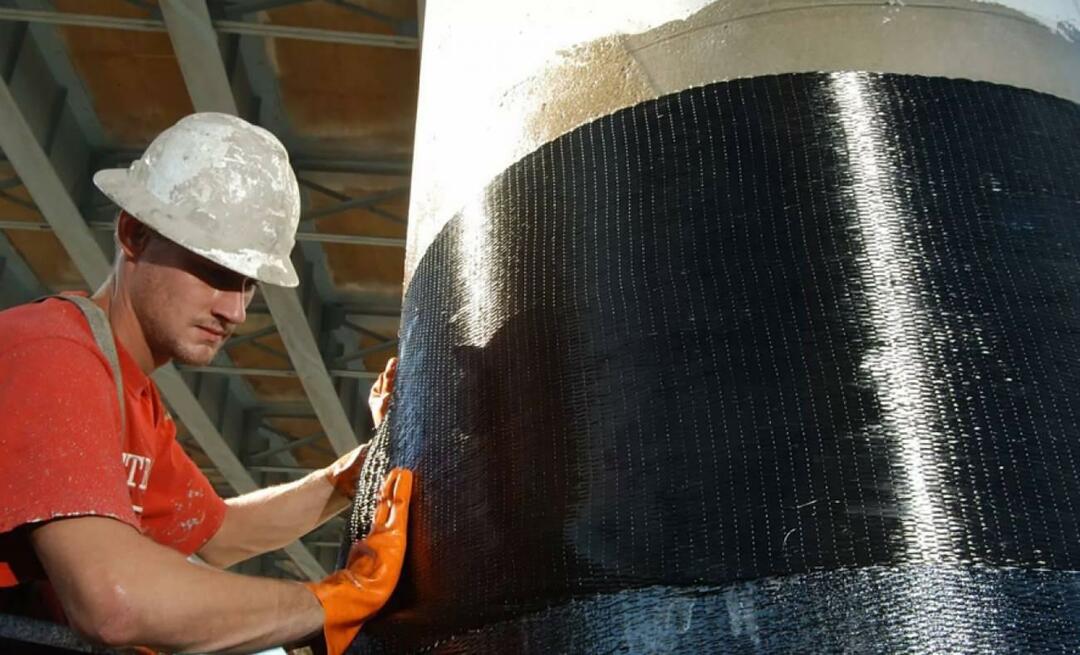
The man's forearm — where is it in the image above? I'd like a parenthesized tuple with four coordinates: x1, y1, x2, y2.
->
(131, 558, 321, 653)
(33, 516, 324, 654)
(200, 467, 351, 567)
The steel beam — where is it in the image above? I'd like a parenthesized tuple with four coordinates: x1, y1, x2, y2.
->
(299, 177, 412, 226)
(224, 323, 279, 348)
(0, 79, 108, 284)
(248, 432, 325, 461)
(248, 339, 291, 363)
(216, 18, 415, 48)
(0, 59, 328, 580)
(328, 0, 416, 37)
(416, 0, 425, 41)
(299, 186, 409, 224)
(160, 0, 362, 457)
(246, 305, 402, 320)
(0, 228, 47, 307)
(248, 465, 315, 474)
(179, 363, 379, 381)
(0, 218, 407, 248)
(250, 401, 316, 418)
(160, 0, 237, 115)
(99, 149, 412, 177)
(290, 156, 411, 175)
(222, 0, 315, 18)
(0, 7, 418, 48)
(341, 317, 393, 342)
(14, 0, 107, 148)
(290, 231, 404, 248)
(333, 337, 398, 367)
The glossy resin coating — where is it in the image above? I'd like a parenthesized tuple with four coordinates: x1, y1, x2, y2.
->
(347, 73, 1080, 652)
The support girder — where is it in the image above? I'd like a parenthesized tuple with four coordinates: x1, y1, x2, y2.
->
(0, 6, 418, 49)
(160, 0, 361, 457)
(0, 26, 326, 579)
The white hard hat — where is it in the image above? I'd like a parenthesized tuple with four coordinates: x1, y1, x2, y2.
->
(93, 112, 301, 287)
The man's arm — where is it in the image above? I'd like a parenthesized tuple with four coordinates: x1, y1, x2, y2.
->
(199, 357, 397, 568)
(197, 452, 360, 568)
(33, 468, 412, 655)
(32, 515, 322, 653)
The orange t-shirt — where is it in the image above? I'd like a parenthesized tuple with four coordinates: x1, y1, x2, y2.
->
(0, 296, 227, 587)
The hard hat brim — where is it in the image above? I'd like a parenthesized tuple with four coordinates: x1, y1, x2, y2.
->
(93, 168, 300, 288)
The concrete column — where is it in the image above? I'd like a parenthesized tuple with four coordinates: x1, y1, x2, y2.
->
(406, 0, 1080, 284)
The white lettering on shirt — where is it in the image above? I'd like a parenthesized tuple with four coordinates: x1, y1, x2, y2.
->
(121, 452, 153, 492)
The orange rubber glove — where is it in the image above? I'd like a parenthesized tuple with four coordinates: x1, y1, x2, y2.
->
(306, 468, 413, 655)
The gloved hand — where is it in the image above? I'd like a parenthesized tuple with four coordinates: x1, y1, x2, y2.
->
(306, 468, 413, 655)
(368, 357, 398, 428)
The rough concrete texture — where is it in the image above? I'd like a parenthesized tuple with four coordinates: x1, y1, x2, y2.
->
(406, 0, 1080, 287)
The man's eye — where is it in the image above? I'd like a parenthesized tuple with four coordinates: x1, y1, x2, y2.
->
(202, 268, 231, 289)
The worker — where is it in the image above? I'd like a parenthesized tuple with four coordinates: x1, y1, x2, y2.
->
(0, 112, 411, 655)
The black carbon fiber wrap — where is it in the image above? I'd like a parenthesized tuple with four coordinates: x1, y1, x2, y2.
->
(344, 72, 1080, 653)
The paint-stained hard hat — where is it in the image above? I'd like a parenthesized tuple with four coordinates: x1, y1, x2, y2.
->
(93, 112, 301, 287)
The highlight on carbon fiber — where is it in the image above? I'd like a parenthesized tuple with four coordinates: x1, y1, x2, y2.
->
(344, 72, 1080, 652)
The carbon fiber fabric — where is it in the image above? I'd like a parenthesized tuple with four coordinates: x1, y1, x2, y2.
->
(354, 565, 1080, 653)
(345, 72, 1080, 652)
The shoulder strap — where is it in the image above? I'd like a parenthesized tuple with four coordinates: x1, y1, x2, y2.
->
(37, 295, 126, 439)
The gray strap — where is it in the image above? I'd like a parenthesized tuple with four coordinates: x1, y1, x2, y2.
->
(38, 295, 126, 440)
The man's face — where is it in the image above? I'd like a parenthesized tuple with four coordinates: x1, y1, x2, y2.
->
(128, 233, 256, 366)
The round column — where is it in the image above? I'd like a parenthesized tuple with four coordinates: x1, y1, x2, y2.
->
(348, 2, 1080, 652)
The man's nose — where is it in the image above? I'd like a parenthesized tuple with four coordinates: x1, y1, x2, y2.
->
(211, 288, 248, 326)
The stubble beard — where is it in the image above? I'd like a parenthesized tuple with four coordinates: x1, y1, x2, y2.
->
(171, 337, 221, 366)
(139, 298, 222, 367)
(132, 267, 226, 367)
(147, 317, 220, 366)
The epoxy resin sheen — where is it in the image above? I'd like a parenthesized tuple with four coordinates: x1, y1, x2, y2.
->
(341, 1, 1080, 652)
(348, 72, 1080, 652)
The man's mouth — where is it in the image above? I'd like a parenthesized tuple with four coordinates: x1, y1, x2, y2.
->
(196, 325, 228, 340)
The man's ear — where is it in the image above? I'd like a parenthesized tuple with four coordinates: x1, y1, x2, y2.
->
(115, 210, 153, 259)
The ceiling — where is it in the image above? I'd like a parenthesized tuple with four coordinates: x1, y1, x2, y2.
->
(0, 0, 420, 580)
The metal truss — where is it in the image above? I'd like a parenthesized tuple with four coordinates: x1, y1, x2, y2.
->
(330, 336, 397, 368)
(160, 0, 363, 455)
(179, 364, 379, 380)
(0, 70, 330, 577)
(0, 0, 410, 579)
(89, 152, 412, 241)
(96, 150, 412, 177)
(0, 5, 418, 49)
(0, 227, 45, 307)
(299, 185, 410, 226)
(220, 0, 313, 17)
(0, 218, 406, 248)
(220, 0, 419, 37)
(298, 176, 406, 225)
